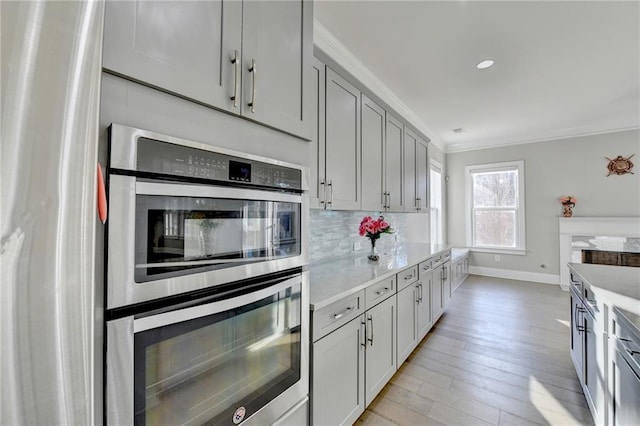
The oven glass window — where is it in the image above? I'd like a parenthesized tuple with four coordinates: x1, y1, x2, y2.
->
(135, 196, 301, 282)
(134, 285, 301, 425)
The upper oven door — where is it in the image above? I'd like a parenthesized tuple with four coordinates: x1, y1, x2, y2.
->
(107, 175, 307, 309)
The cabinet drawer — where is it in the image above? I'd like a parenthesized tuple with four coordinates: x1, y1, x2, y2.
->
(397, 266, 418, 290)
(442, 250, 451, 262)
(312, 290, 365, 342)
(418, 259, 432, 278)
(365, 276, 396, 310)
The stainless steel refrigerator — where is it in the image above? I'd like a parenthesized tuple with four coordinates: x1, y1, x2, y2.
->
(1, 1, 104, 424)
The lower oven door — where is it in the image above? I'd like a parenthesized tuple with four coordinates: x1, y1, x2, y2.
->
(106, 273, 308, 426)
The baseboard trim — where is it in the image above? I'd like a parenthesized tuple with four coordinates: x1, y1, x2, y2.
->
(469, 266, 561, 286)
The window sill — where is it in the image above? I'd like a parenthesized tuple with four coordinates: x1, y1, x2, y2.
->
(469, 247, 527, 256)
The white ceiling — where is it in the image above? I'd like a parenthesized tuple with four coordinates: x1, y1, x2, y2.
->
(314, 1, 640, 152)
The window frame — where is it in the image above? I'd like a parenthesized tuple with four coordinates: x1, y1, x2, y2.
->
(429, 159, 444, 246)
(465, 160, 526, 255)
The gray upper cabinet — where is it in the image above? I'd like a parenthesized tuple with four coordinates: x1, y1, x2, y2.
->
(103, 1, 242, 112)
(403, 127, 418, 212)
(241, 0, 313, 138)
(309, 58, 326, 209)
(324, 68, 361, 210)
(416, 137, 429, 212)
(385, 114, 405, 212)
(361, 95, 386, 212)
(103, 0, 313, 140)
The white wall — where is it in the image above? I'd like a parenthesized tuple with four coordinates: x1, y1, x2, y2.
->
(446, 129, 640, 280)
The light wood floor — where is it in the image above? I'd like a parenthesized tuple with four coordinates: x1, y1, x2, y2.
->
(356, 275, 594, 426)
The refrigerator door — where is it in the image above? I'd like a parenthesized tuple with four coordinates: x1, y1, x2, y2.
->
(1, 1, 104, 424)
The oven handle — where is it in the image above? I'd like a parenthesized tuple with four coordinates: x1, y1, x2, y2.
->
(133, 274, 301, 333)
(136, 257, 271, 269)
(135, 181, 302, 204)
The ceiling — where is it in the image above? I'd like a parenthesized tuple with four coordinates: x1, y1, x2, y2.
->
(314, 1, 640, 152)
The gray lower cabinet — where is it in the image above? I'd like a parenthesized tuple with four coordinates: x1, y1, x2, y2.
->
(397, 275, 432, 366)
(312, 314, 365, 426)
(103, 0, 313, 139)
(396, 283, 418, 365)
(431, 265, 444, 323)
(364, 296, 397, 406)
(311, 293, 396, 425)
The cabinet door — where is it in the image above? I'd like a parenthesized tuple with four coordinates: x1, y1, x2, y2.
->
(309, 58, 326, 209)
(103, 0, 242, 112)
(241, 0, 313, 139)
(416, 278, 432, 341)
(431, 266, 444, 322)
(361, 95, 386, 212)
(403, 127, 417, 212)
(396, 285, 417, 365)
(365, 296, 397, 406)
(443, 263, 452, 305)
(312, 315, 365, 426)
(584, 312, 605, 424)
(385, 114, 404, 212)
(325, 68, 361, 210)
(570, 292, 584, 379)
(415, 137, 429, 212)
(611, 348, 640, 426)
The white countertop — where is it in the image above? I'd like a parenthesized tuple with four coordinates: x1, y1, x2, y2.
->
(451, 247, 469, 260)
(309, 242, 450, 310)
(568, 263, 640, 332)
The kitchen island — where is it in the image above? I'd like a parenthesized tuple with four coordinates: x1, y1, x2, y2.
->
(568, 263, 640, 426)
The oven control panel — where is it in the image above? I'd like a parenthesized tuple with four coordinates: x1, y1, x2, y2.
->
(136, 138, 302, 190)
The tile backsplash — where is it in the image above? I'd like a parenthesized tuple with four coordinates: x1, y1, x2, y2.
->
(309, 209, 409, 262)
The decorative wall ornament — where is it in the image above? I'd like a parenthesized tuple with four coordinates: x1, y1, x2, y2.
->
(605, 154, 634, 176)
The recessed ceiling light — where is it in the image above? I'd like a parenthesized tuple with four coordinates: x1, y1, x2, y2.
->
(476, 59, 495, 70)
(453, 128, 463, 134)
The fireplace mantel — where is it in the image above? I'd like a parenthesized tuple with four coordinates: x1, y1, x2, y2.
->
(558, 217, 640, 290)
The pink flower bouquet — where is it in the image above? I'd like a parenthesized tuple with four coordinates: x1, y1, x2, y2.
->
(359, 216, 393, 260)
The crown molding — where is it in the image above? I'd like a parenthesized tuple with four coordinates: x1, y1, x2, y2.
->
(446, 125, 640, 154)
(313, 20, 446, 153)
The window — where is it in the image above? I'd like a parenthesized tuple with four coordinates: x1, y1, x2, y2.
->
(430, 160, 443, 246)
(465, 161, 525, 254)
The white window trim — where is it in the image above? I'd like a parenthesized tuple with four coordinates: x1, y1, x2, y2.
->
(465, 160, 526, 254)
(429, 159, 443, 246)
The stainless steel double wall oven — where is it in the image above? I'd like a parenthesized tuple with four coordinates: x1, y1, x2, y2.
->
(105, 125, 309, 426)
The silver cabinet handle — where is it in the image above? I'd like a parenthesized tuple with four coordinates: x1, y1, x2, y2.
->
(415, 282, 423, 303)
(320, 179, 326, 206)
(327, 180, 333, 206)
(248, 59, 257, 113)
(230, 49, 239, 108)
(404, 274, 413, 280)
(375, 286, 391, 297)
(574, 305, 585, 333)
(360, 319, 367, 348)
(416, 197, 421, 211)
(367, 315, 374, 346)
(333, 306, 353, 320)
(422, 265, 431, 271)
